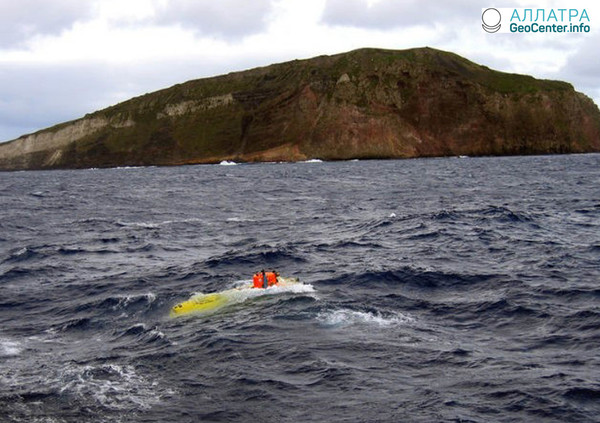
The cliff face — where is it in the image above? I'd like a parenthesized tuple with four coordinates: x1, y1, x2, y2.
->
(1, 47, 599, 170)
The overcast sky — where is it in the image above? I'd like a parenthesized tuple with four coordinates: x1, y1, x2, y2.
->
(0, 0, 598, 142)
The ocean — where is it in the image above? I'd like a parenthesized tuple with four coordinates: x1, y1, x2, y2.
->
(1, 154, 599, 422)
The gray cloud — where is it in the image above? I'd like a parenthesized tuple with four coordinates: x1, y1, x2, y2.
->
(0, 63, 113, 141)
(321, 0, 478, 29)
(154, 0, 273, 39)
(0, 0, 93, 48)
(556, 34, 600, 104)
(0, 61, 191, 142)
(0, 55, 272, 142)
(560, 35, 600, 82)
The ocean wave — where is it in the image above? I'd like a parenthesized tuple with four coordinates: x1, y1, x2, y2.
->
(314, 239, 386, 251)
(470, 298, 547, 320)
(59, 363, 169, 411)
(98, 292, 158, 312)
(116, 218, 205, 229)
(2, 156, 600, 422)
(575, 204, 600, 215)
(478, 205, 535, 224)
(1, 243, 124, 266)
(563, 310, 600, 331)
(115, 323, 169, 348)
(564, 387, 600, 402)
(532, 285, 600, 302)
(316, 309, 414, 328)
(204, 245, 308, 269)
(2, 247, 43, 264)
(116, 221, 160, 229)
(47, 292, 159, 334)
(0, 267, 31, 282)
(318, 267, 501, 290)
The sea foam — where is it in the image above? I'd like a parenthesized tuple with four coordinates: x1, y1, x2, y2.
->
(317, 309, 414, 328)
(0, 338, 22, 357)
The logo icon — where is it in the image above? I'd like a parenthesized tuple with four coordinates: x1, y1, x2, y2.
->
(482, 8, 501, 33)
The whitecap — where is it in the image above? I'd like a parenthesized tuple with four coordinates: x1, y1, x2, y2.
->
(59, 363, 168, 410)
(317, 309, 414, 328)
(302, 159, 323, 163)
(226, 217, 247, 222)
(113, 292, 157, 310)
(113, 166, 145, 170)
(144, 292, 157, 303)
(219, 160, 238, 166)
(149, 328, 166, 339)
(117, 221, 159, 229)
(160, 217, 204, 225)
(0, 338, 22, 357)
(225, 216, 258, 223)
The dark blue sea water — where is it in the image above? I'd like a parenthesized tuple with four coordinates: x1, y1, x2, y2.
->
(1, 155, 599, 422)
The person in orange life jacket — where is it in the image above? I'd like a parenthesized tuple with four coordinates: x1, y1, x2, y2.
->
(253, 270, 279, 288)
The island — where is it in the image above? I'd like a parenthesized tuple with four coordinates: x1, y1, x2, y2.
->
(1, 47, 599, 170)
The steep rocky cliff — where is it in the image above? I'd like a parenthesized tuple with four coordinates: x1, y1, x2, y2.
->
(1, 47, 599, 170)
